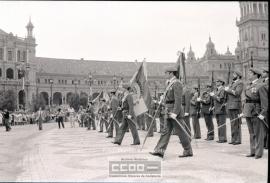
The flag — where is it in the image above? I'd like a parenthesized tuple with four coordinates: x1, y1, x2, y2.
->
(130, 60, 152, 116)
(176, 51, 186, 82)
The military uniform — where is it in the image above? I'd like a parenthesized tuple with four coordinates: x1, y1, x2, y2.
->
(243, 68, 268, 158)
(86, 104, 96, 130)
(182, 87, 192, 136)
(200, 86, 214, 140)
(107, 94, 119, 137)
(151, 69, 193, 158)
(146, 101, 157, 137)
(190, 89, 201, 139)
(98, 100, 109, 132)
(224, 71, 243, 145)
(114, 83, 140, 145)
(211, 78, 227, 142)
(158, 104, 166, 133)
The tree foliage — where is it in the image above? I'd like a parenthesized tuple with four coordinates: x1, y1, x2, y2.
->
(0, 90, 17, 111)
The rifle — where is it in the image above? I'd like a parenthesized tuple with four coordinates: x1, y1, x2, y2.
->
(197, 78, 201, 118)
(181, 52, 187, 84)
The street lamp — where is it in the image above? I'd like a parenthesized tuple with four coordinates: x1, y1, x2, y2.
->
(88, 73, 93, 101)
(113, 74, 117, 89)
(74, 79, 78, 95)
(49, 79, 54, 106)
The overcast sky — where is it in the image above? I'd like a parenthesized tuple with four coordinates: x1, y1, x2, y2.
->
(0, 1, 240, 63)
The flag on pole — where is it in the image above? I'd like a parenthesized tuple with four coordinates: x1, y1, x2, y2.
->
(176, 51, 186, 82)
(130, 60, 152, 116)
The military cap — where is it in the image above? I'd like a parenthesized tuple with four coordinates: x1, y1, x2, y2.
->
(249, 68, 262, 75)
(165, 66, 178, 73)
(262, 68, 269, 73)
(110, 89, 117, 93)
(100, 98, 106, 102)
(192, 85, 198, 89)
(215, 77, 225, 84)
(122, 82, 131, 89)
(206, 83, 212, 87)
(232, 70, 242, 77)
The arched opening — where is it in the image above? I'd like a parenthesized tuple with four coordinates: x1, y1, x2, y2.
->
(6, 68, 14, 79)
(53, 92, 62, 105)
(18, 90, 26, 108)
(40, 92, 49, 105)
(66, 92, 74, 105)
(80, 92, 88, 108)
(0, 68, 2, 77)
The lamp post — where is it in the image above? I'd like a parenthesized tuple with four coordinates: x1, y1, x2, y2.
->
(88, 73, 93, 101)
(113, 74, 117, 89)
(49, 79, 54, 107)
(154, 82, 158, 100)
(74, 79, 78, 95)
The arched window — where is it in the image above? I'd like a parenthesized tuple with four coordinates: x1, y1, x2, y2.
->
(220, 64, 222, 69)
(6, 68, 14, 79)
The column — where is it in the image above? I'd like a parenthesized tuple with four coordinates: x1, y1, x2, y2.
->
(15, 48, 18, 62)
(3, 46, 6, 62)
(26, 49, 29, 63)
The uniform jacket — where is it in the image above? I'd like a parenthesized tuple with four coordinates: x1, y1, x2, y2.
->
(225, 79, 243, 110)
(212, 86, 226, 115)
(110, 96, 119, 116)
(190, 91, 199, 116)
(243, 79, 267, 117)
(86, 106, 95, 118)
(99, 104, 108, 118)
(164, 77, 184, 118)
(182, 87, 191, 115)
(122, 93, 135, 118)
(200, 91, 212, 114)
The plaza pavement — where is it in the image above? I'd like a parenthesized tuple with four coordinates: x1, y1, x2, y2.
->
(0, 119, 268, 183)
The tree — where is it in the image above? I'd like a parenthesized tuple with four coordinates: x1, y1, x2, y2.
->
(31, 93, 46, 112)
(0, 90, 16, 111)
(69, 93, 80, 111)
(79, 95, 88, 108)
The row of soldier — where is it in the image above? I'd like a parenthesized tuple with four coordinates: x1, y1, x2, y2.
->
(78, 66, 268, 160)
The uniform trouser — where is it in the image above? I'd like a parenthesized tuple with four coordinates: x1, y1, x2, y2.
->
(107, 119, 114, 137)
(146, 114, 156, 137)
(115, 117, 140, 144)
(192, 115, 201, 138)
(246, 117, 265, 157)
(159, 115, 166, 133)
(154, 117, 192, 155)
(264, 126, 268, 149)
(228, 109, 242, 143)
(183, 116, 191, 136)
(100, 118, 108, 132)
(203, 113, 214, 139)
(215, 114, 227, 141)
(4, 119, 11, 131)
(38, 119, 43, 130)
(87, 117, 96, 130)
(114, 112, 123, 138)
(58, 117, 65, 128)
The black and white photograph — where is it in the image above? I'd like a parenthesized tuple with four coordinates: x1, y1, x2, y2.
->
(0, 1, 268, 183)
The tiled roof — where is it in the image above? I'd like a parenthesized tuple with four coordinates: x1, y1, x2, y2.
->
(0, 29, 7, 35)
(35, 57, 175, 77)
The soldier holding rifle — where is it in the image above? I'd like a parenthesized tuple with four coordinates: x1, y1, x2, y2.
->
(149, 66, 193, 158)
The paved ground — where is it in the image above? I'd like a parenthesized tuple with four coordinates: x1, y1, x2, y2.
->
(0, 119, 268, 183)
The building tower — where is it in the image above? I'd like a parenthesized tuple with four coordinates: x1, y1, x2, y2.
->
(26, 18, 34, 39)
(187, 45, 196, 61)
(236, 1, 268, 79)
(203, 36, 217, 59)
